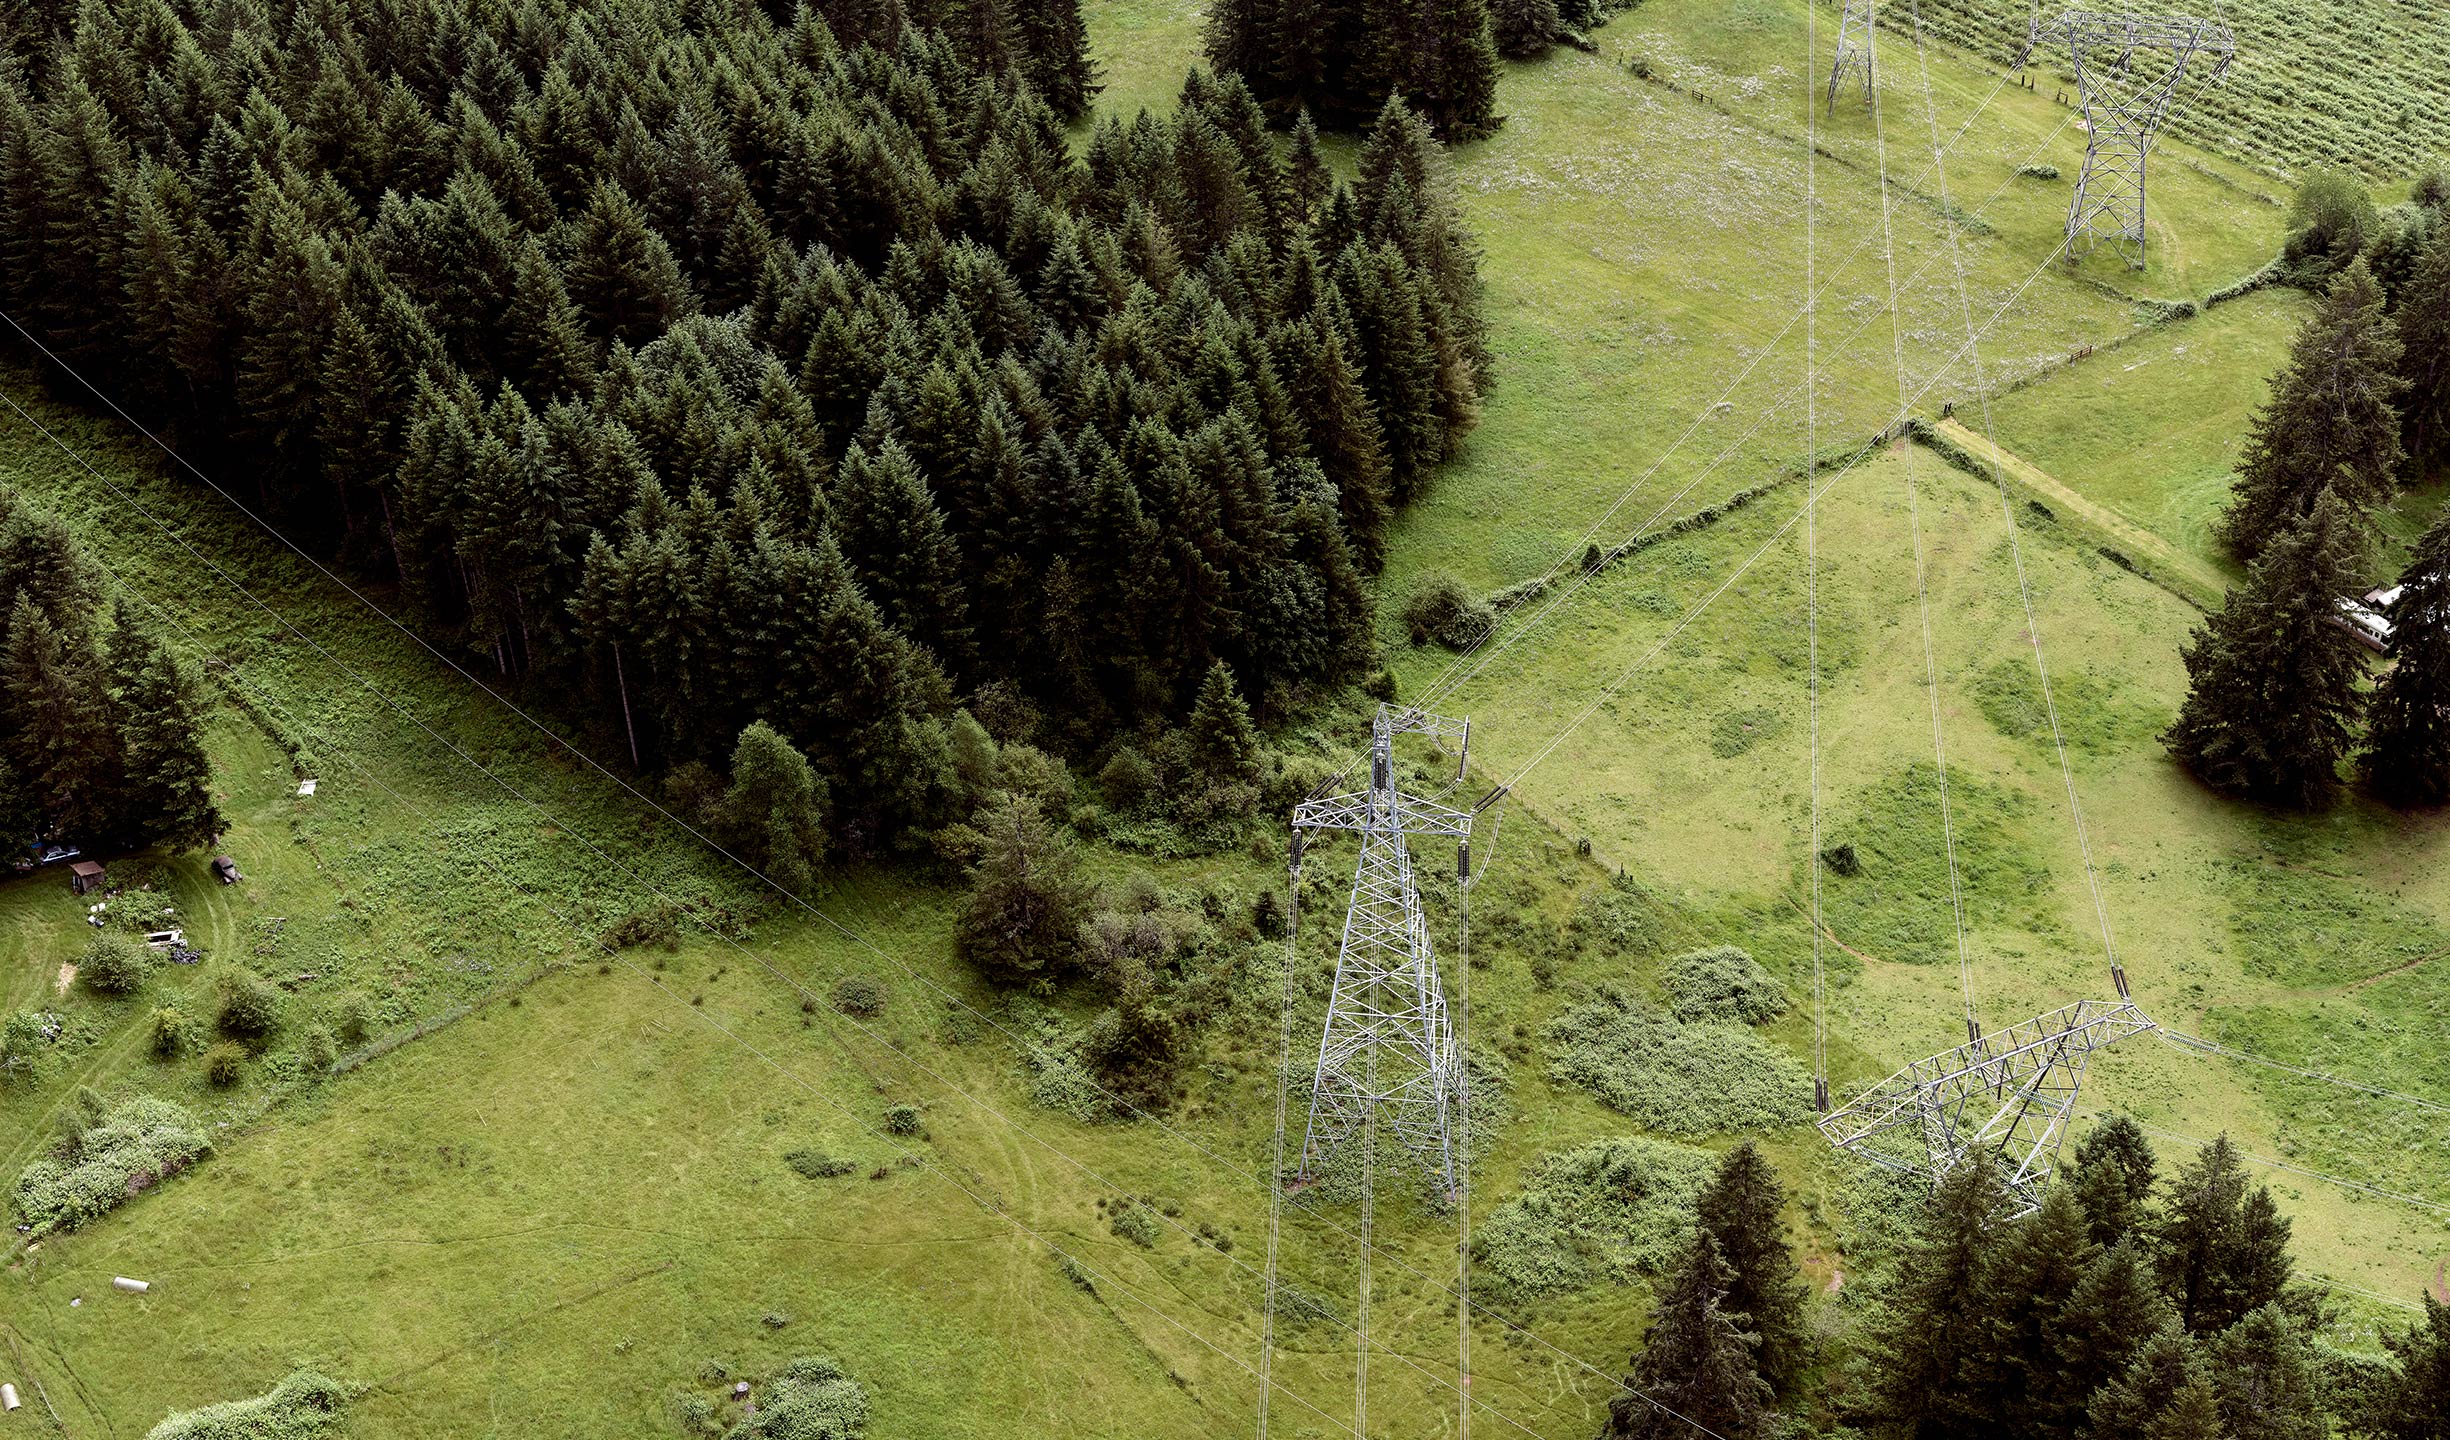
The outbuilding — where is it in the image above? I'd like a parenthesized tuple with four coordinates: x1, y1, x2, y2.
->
(211, 856, 242, 885)
(67, 859, 106, 896)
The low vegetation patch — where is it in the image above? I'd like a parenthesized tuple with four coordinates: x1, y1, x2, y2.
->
(2216, 857, 2450, 988)
(1660, 945, 1787, 1025)
(727, 1356, 870, 1439)
(1817, 765, 2058, 965)
(1546, 985, 1813, 1135)
(783, 1148, 855, 1181)
(15, 1093, 210, 1235)
(143, 1370, 346, 1440)
(1472, 1136, 1715, 1299)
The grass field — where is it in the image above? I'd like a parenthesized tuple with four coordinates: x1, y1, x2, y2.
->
(3, 2, 2446, 1437)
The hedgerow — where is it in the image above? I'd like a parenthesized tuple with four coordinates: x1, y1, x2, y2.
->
(15, 1093, 210, 1235)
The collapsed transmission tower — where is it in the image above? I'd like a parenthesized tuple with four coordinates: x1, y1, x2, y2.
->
(1290, 705, 1477, 1197)
(1827, 0, 1877, 112)
(1820, 998, 2155, 1216)
(2018, 10, 2236, 263)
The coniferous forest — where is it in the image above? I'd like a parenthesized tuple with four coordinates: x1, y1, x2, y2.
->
(0, 0, 1486, 850)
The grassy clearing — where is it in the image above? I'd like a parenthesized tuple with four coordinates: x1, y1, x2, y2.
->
(2, 1, 2443, 1435)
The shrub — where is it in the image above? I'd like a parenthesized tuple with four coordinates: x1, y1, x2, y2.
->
(145, 1005, 191, 1058)
(1360, 667, 1398, 702)
(1097, 747, 1158, 813)
(332, 990, 378, 1045)
(830, 975, 885, 1018)
(1400, 572, 1496, 650)
(993, 743, 1075, 819)
(298, 1024, 337, 1075)
(14, 1094, 210, 1235)
(883, 1103, 923, 1136)
(142, 1368, 345, 1440)
(954, 794, 1091, 984)
(212, 966, 283, 1039)
(79, 932, 154, 996)
(1110, 1202, 1162, 1248)
(1491, 0, 1563, 57)
(2285, 167, 2378, 268)
(0, 1009, 53, 1083)
(1661, 946, 1789, 1025)
(203, 1042, 246, 1088)
(2016, 163, 2061, 179)
(732, 1356, 870, 1439)
(1545, 985, 1815, 1135)
(785, 1148, 856, 1180)
(1473, 1136, 1715, 1299)
(1819, 842, 1862, 876)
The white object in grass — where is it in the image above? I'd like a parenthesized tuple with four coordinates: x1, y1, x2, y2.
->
(297, 778, 318, 796)
(112, 1276, 149, 1294)
(2, 1381, 19, 1410)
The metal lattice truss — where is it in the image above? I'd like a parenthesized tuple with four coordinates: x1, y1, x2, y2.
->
(1820, 999, 2155, 1215)
(1291, 706, 1473, 1196)
(2019, 10, 2235, 261)
(1828, 0, 1877, 112)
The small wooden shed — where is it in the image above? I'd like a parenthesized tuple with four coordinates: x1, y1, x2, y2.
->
(211, 856, 242, 885)
(68, 859, 106, 895)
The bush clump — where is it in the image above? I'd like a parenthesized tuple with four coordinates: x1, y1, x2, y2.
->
(142, 1369, 346, 1440)
(212, 966, 284, 1039)
(148, 1005, 193, 1058)
(1660, 945, 1788, 1026)
(1109, 1202, 1162, 1249)
(830, 976, 885, 1018)
(729, 1356, 869, 1439)
(79, 932, 155, 996)
(1400, 572, 1496, 650)
(15, 1094, 210, 1235)
(1545, 985, 1814, 1135)
(1472, 1136, 1715, 1299)
(784, 1149, 855, 1180)
(2016, 163, 2061, 179)
(882, 1104, 923, 1137)
(203, 1042, 246, 1088)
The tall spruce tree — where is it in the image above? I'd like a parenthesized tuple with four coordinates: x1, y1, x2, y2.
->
(1186, 658, 1263, 785)
(2152, 1135, 2295, 1335)
(2092, 1324, 2212, 1437)
(2068, 1114, 2159, 1250)
(2208, 1303, 2325, 1440)
(1868, 1154, 2001, 1439)
(2217, 260, 2405, 561)
(2361, 504, 2450, 806)
(2348, 1294, 2449, 1440)
(1692, 1141, 1811, 1395)
(2400, 224, 2450, 479)
(2050, 1240, 2180, 1437)
(1, 594, 121, 847)
(1972, 1185, 2101, 1440)
(1604, 1231, 1771, 1440)
(2165, 486, 2374, 806)
(103, 609, 222, 851)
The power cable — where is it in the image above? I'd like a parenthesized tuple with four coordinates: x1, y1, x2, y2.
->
(2157, 1031, 2450, 1118)
(1807, 0, 1829, 1103)
(0, 379, 1576, 1440)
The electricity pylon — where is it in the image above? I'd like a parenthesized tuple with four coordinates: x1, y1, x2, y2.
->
(2018, 10, 2236, 264)
(1819, 998, 2155, 1216)
(1291, 705, 1475, 1196)
(1827, 0, 1877, 112)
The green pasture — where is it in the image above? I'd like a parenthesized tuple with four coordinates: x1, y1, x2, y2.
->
(2, 1, 2444, 1436)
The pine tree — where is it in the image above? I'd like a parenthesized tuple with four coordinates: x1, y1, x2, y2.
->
(1423, 0, 1501, 141)
(1186, 659, 1263, 785)
(104, 609, 222, 851)
(2217, 260, 2405, 561)
(2050, 1240, 2180, 1437)
(2152, 1135, 2294, 1335)
(2165, 487, 2374, 807)
(1692, 1141, 1811, 1395)
(2349, 1294, 2449, 1440)
(1016, 0, 1100, 121)
(2092, 1324, 2210, 1437)
(1604, 1232, 1771, 1440)
(2145, 1371, 2231, 1440)
(2363, 501, 2450, 806)
(1490, 0, 1562, 57)
(567, 181, 697, 346)
(502, 235, 596, 399)
(1973, 1184, 2101, 1439)
(1287, 111, 1332, 219)
(2208, 1303, 2324, 1440)
(0, 594, 122, 847)
(2068, 1114, 2159, 1249)
(1868, 1154, 2001, 1438)
(1332, 243, 1444, 500)
(720, 721, 828, 896)
(832, 441, 976, 679)
(954, 791, 1091, 983)
(2400, 225, 2450, 479)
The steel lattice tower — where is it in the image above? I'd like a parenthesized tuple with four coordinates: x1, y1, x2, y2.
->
(1827, 0, 1877, 112)
(2019, 10, 2235, 264)
(1291, 705, 1475, 1196)
(1820, 999, 2155, 1216)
